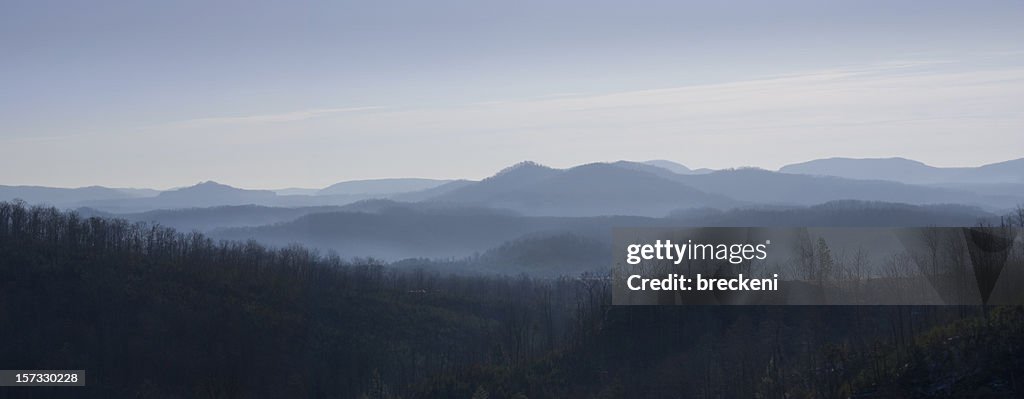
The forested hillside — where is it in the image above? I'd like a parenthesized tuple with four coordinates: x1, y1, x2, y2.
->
(1, 201, 1021, 398)
(0, 201, 591, 397)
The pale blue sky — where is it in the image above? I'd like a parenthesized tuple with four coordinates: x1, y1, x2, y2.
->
(2, 0, 1023, 188)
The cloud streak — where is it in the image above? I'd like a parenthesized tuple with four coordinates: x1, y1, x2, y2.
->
(2, 59, 1022, 188)
(174, 106, 383, 128)
(298, 60, 1024, 171)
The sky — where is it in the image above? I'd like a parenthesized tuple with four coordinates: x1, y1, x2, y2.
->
(2, 0, 1023, 189)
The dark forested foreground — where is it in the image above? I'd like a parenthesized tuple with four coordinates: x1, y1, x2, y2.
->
(1, 201, 1022, 398)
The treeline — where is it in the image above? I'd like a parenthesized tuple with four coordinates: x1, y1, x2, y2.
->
(1, 200, 1021, 398)
(417, 304, 1023, 398)
(0, 201, 605, 398)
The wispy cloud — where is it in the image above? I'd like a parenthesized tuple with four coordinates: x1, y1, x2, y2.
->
(174, 106, 383, 128)
(296, 59, 1024, 170)
(0, 130, 97, 144)
(4, 58, 1022, 188)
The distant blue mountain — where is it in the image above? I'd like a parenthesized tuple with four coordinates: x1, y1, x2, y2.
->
(643, 160, 715, 174)
(0, 185, 134, 206)
(318, 178, 452, 196)
(779, 157, 1024, 184)
(427, 161, 738, 216)
(152, 181, 277, 207)
(6, 157, 1022, 214)
(424, 161, 1023, 213)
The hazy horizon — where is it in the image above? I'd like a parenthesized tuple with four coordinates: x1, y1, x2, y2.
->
(0, 155, 1021, 191)
(3, 1, 1024, 188)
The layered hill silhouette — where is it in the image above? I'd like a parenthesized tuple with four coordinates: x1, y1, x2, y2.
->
(643, 159, 714, 174)
(419, 161, 1020, 214)
(71, 179, 471, 212)
(153, 181, 276, 206)
(77, 181, 283, 212)
(425, 161, 738, 216)
(76, 204, 351, 231)
(210, 200, 992, 264)
(318, 178, 451, 196)
(212, 203, 661, 261)
(666, 168, 1016, 208)
(4, 157, 1023, 214)
(0, 185, 153, 206)
(780, 157, 1024, 185)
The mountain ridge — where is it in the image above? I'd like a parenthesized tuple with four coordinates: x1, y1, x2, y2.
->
(428, 161, 739, 216)
(779, 157, 1024, 184)
(5, 156, 1022, 213)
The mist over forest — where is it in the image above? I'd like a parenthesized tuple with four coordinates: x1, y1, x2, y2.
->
(5, 0, 1024, 396)
(4, 157, 1022, 267)
(3, 156, 1024, 397)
